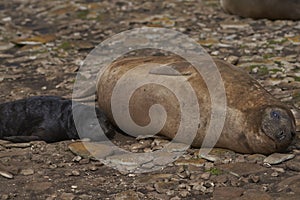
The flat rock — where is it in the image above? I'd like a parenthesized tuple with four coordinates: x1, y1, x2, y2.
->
(263, 153, 295, 165)
(115, 190, 140, 200)
(274, 174, 300, 192)
(60, 192, 75, 200)
(4, 143, 31, 148)
(174, 157, 206, 167)
(198, 148, 236, 163)
(218, 163, 268, 176)
(134, 174, 174, 185)
(286, 157, 300, 171)
(24, 181, 52, 192)
(238, 190, 272, 200)
(68, 141, 114, 159)
(154, 181, 178, 194)
(106, 153, 153, 166)
(152, 151, 179, 166)
(213, 187, 244, 200)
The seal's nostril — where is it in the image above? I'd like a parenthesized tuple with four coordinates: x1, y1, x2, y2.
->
(276, 130, 286, 141)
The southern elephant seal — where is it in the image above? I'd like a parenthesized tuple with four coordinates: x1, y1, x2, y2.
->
(0, 96, 113, 143)
(220, 0, 300, 20)
(97, 56, 296, 154)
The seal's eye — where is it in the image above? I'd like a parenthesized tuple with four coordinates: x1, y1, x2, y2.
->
(271, 111, 280, 119)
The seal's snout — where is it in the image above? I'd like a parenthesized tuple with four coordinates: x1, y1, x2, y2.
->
(276, 129, 295, 141)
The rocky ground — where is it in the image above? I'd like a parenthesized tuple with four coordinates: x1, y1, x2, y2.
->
(0, 0, 300, 199)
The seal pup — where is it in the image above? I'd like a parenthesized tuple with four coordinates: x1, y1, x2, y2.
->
(220, 0, 300, 20)
(0, 96, 114, 143)
(97, 56, 296, 154)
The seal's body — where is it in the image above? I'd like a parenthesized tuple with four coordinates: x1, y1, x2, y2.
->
(0, 96, 113, 143)
(220, 0, 300, 20)
(97, 56, 296, 154)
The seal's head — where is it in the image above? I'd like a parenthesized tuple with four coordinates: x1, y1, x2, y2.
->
(261, 106, 296, 152)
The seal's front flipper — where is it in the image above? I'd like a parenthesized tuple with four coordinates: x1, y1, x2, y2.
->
(3, 136, 41, 143)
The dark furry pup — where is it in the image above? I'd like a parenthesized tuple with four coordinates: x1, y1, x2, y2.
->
(0, 96, 114, 143)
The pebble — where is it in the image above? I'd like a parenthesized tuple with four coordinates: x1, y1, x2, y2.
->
(213, 187, 244, 199)
(106, 153, 153, 166)
(200, 154, 220, 162)
(0, 170, 13, 179)
(174, 157, 206, 167)
(24, 181, 52, 192)
(226, 55, 239, 65)
(115, 190, 140, 200)
(154, 182, 177, 194)
(4, 143, 31, 148)
(20, 168, 34, 176)
(60, 192, 75, 200)
(72, 155, 82, 162)
(263, 153, 295, 165)
(71, 170, 80, 176)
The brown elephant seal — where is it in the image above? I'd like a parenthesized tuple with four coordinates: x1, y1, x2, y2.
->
(0, 96, 114, 143)
(97, 56, 295, 154)
(220, 0, 300, 20)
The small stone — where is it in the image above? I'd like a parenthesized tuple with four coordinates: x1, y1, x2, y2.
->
(68, 142, 114, 159)
(226, 56, 239, 65)
(4, 143, 31, 148)
(106, 152, 153, 167)
(213, 174, 228, 184)
(20, 168, 34, 176)
(165, 142, 189, 152)
(179, 190, 189, 198)
(263, 153, 295, 165)
(200, 172, 211, 180)
(174, 157, 206, 167)
(249, 175, 260, 183)
(154, 182, 177, 194)
(115, 190, 140, 200)
(272, 167, 285, 173)
(220, 22, 250, 29)
(192, 183, 206, 192)
(71, 170, 80, 176)
(200, 154, 220, 162)
(24, 182, 52, 192)
(79, 158, 90, 164)
(1, 194, 9, 200)
(130, 141, 151, 150)
(271, 172, 279, 177)
(72, 155, 82, 162)
(152, 151, 178, 166)
(204, 162, 214, 171)
(2, 17, 12, 22)
(213, 187, 244, 199)
(89, 165, 98, 171)
(60, 192, 75, 200)
(0, 170, 13, 179)
(78, 194, 92, 200)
